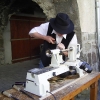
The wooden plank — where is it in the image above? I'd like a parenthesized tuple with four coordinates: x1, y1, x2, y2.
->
(90, 81, 98, 100)
(16, 20, 30, 39)
(10, 20, 18, 39)
(10, 20, 30, 39)
(11, 40, 30, 60)
(61, 72, 100, 100)
(10, 15, 46, 21)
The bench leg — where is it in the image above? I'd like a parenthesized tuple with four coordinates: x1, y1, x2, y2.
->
(90, 81, 98, 100)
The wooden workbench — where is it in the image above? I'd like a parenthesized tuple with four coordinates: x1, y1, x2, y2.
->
(0, 71, 100, 100)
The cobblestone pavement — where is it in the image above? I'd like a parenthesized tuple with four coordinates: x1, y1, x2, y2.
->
(75, 88, 100, 100)
(0, 59, 100, 100)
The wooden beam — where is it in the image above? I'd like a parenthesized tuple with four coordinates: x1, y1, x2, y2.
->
(61, 73, 100, 100)
(90, 81, 98, 100)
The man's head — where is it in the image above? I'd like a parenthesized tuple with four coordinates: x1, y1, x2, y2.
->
(50, 13, 74, 34)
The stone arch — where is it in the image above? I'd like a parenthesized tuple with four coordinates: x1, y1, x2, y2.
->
(2, 0, 47, 64)
(32, 0, 56, 19)
(32, 0, 81, 44)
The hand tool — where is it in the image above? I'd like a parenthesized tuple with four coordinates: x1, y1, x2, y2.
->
(2, 91, 19, 100)
(15, 81, 25, 87)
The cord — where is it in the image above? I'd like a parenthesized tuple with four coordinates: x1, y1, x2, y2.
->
(46, 91, 56, 100)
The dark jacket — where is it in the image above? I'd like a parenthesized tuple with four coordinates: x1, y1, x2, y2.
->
(41, 23, 75, 67)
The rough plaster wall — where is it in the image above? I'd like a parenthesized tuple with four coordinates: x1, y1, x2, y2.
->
(3, 21, 12, 64)
(0, 6, 9, 64)
(77, 0, 96, 32)
(77, 0, 99, 71)
(0, 0, 15, 65)
(32, 0, 56, 19)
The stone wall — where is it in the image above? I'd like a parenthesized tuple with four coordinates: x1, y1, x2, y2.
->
(0, 1, 10, 64)
(81, 32, 98, 71)
(77, 0, 99, 71)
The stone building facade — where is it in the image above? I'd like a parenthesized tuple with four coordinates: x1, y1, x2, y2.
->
(0, 0, 99, 71)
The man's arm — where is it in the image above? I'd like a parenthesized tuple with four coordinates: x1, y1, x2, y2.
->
(30, 32, 55, 44)
(29, 22, 55, 44)
(30, 32, 46, 40)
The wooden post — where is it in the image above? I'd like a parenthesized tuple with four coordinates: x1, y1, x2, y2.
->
(90, 81, 98, 100)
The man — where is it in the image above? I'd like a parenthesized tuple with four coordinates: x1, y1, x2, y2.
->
(29, 13, 77, 68)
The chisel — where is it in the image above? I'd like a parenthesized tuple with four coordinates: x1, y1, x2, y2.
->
(2, 91, 19, 100)
(15, 81, 26, 87)
(12, 85, 35, 100)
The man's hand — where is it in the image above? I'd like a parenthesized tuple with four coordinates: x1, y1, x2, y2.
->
(57, 43, 65, 50)
(57, 43, 68, 56)
(45, 36, 55, 44)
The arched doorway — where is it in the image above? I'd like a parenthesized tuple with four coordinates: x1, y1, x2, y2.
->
(4, 0, 46, 63)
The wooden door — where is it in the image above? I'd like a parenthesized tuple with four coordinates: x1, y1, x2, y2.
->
(10, 15, 45, 63)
